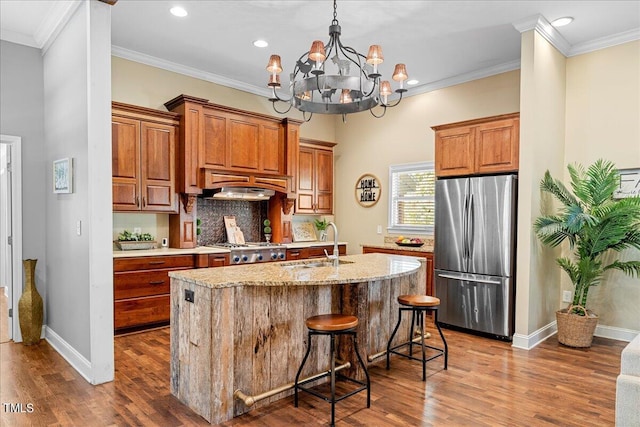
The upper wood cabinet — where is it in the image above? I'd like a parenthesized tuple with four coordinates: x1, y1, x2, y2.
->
(432, 113, 519, 177)
(164, 95, 296, 192)
(112, 102, 179, 213)
(296, 139, 336, 214)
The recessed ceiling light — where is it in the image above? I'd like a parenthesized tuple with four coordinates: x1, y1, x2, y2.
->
(170, 6, 188, 17)
(253, 40, 269, 48)
(551, 16, 573, 27)
(407, 79, 419, 86)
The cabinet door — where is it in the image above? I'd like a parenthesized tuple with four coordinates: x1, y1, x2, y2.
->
(314, 149, 334, 214)
(261, 123, 283, 174)
(296, 146, 316, 213)
(202, 110, 227, 169)
(435, 126, 475, 177)
(228, 118, 260, 171)
(140, 122, 177, 212)
(475, 118, 519, 174)
(112, 117, 141, 211)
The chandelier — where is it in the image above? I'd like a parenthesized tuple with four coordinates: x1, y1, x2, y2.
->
(265, 0, 408, 120)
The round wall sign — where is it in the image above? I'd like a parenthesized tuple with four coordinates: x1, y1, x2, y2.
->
(355, 174, 381, 207)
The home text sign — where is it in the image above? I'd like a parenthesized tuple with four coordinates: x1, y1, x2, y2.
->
(355, 174, 381, 207)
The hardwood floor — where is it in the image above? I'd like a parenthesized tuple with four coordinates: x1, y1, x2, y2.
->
(0, 326, 625, 426)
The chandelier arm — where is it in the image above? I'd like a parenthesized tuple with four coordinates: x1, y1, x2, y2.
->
(369, 104, 387, 119)
(381, 91, 405, 108)
(270, 86, 291, 103)
(270, 99, 293, 115)
(302, 111, 313, 122)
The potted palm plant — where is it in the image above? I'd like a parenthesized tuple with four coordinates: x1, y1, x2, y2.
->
(534, 159, 640, 347)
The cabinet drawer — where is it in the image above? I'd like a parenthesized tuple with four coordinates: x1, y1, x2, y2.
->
(114, 270, 171, 299)
(286, 248, 310, 260)
(114, 295, 170, 329)
(114, 255, 194, 272)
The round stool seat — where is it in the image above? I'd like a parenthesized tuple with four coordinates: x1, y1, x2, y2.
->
(306, 314, 359, 332)
(398, 294, 440, 307)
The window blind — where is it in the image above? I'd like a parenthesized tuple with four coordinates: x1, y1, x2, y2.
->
(388, 162, 435, 233)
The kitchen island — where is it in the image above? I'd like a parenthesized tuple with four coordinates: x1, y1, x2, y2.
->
(169, 253, 424, 424)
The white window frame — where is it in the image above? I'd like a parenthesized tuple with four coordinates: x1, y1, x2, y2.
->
(387, 161, 435, 234)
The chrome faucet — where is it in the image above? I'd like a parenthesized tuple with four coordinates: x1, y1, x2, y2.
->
(323, 221, 339, 267)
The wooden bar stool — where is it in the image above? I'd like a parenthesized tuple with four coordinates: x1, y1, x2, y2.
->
(294, 314, 370, 427)
(386, 295, 448, 381)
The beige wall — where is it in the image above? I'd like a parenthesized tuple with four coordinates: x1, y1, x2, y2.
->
(515, 31, 567, 338)
(564, 40, 640, 331)
(333, 70, 521, 254)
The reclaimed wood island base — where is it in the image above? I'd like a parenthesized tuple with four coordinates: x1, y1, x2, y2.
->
(169, 253, 424, 424)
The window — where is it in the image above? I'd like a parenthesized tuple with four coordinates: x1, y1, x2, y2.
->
(388, 162, 435, 234)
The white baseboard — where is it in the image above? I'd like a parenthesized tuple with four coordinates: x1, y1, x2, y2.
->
(512, 321, 558, 350)
(44, 325, 93, 384)
(511, 321, 639, 350)
(595, 325, 639, 343)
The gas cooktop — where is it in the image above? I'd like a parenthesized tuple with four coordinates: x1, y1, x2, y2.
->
(207, 242, 287, 264)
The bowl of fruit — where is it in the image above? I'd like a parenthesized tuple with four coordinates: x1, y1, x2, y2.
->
(395, 236, 424, 247)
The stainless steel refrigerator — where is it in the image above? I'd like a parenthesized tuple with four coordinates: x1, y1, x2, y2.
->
(434, 174, 517, 339)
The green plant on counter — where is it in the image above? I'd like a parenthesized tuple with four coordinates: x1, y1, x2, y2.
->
(314, 218, 328, 231)
(263, 219, 272, 235)
(118, 230, 155, 242)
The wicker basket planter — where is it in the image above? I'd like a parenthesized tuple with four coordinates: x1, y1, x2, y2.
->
(556, 305, 599, 348)
(115, 240, 157, 251)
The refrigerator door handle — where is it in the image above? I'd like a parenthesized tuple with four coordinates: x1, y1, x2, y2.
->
(462, 196, 467, 259)
(468, 193, 475, 259)
(437, 273, 502, 285)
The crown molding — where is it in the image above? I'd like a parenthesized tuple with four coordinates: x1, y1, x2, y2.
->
(406, 59, 521, 98)
(111, 45, 273, 99)
(569, 27, 640, 57)
(0, 28, 39, 48)
(513, 14, 571, 56)
(38, 1, 83, 54)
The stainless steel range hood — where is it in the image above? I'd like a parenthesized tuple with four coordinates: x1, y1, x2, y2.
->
(204, 187, 275, 201)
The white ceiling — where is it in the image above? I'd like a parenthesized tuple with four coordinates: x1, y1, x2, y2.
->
(1, 1, 639, 98)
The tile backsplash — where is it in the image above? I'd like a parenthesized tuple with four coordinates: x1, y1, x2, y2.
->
(196, 198, 268, 245)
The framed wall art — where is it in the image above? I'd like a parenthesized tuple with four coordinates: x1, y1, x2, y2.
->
(53, 158, 73, 194)
(614, 167, 640, 199)
(355, 173, 381, 207)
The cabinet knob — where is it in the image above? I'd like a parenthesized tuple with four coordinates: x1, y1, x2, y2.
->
(135, 195, 139, 206)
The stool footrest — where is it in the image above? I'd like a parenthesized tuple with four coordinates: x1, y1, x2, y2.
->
(296, 374, 368, 404)
(388, 347, 445, 364)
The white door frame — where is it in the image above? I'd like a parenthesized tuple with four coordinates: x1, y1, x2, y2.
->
(0, 135, 23, 341)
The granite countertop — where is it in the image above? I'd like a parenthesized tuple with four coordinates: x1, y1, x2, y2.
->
(361, 242, 434, 253)
(113, 246, 230, 258)
(113, 241, 349, 258)
(169, 253, 422, 288)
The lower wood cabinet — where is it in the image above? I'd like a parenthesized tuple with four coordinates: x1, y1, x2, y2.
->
(362, 246, 434, 296)
(114, 254, 195, 332)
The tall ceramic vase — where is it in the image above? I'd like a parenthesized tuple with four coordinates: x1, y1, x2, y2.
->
(18, 259, 43, 345)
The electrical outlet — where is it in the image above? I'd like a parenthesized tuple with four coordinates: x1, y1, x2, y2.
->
(185, 289, 194, 303)
(562, 290, 572, 303)
(76, 220, 82, 236)
(377, 225, 382, 234)
(133, 227, 142, 235)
